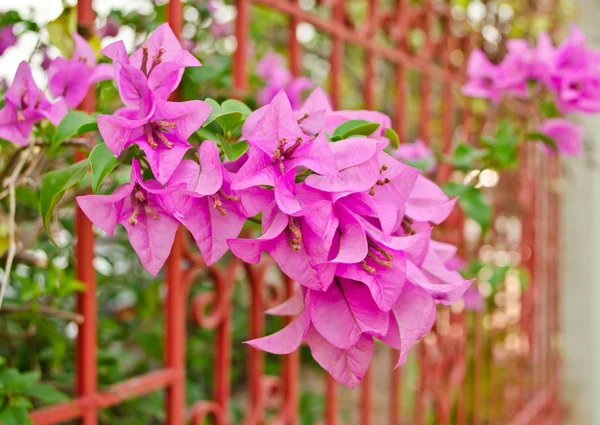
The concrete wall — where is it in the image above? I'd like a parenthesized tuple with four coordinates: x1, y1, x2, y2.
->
(562, 2, 600, 424)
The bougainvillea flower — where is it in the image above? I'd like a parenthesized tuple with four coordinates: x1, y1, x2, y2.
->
(395, 139, 437, 173)
(77, 160, 181, 276)
(165, 142, 272, 265)
(556, 70, 600, 114)
(232, 91, 337, 192)
(462, 49, 502, 104)
(228, 198, 337, 290)
(442, 252, 483, 311)
(256, 53, 313, 109)
(539, 118, 584, 156)
(48, 32, 113, 108)
(98, 96, 211, 184)
(0, 25, 16, 55)
(0, 62, 67, 146)
(102, 23, 200, 108)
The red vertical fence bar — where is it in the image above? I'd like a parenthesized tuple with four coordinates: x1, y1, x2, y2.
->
(165, 2, 186, 425)
(75, 0, 98, 424)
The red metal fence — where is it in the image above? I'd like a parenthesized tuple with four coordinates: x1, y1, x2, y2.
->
(29, 0, 562, 424)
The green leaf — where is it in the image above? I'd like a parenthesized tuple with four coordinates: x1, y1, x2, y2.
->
(51, 111, 97, 152)
(203, 98, 222, 125)
(217, 135, 248, 161)
(221, 99, 252, 117)
(196, 127, 219, 143)
(453, 143, 487, 171)
(526, 132, 557, 151)
(332, 120, 380, 141)
(89, 143, 120, 193)
(203, 99, 246, 133)
(22, 383, 69, 405)
(443, 182, 493, 232)
(0, 405, 30, 425)
(40, 160, 89, 245)
(385, 128, 400, 149)
(0, 369, 39, 392)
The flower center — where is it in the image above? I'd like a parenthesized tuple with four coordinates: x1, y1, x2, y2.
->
(128, 186, 159, 225)
(144, 121, 177, 149)
(273, 137, 304, 162)
(361, 240, 394, 274)
(368, 165, 391, 196)
(287, 218, 303, 253)
(140, 45, 166, 77)
(401, 216, 415, 236)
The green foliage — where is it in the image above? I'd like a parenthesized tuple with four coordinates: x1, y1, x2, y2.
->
(51, 111, 97, 153)
(0, 357, 68, 425)
(39, 160, 89, 244)
(443, 182, 493, 232)
(201, 98, 253, 160)
(90, 142, 121, 193)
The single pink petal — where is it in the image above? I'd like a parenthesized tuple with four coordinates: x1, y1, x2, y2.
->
(76, 182, 134, 236)
(274, 168, 303, 214)
(116, 64, 153, 111)
(120, 197, 180, 276)
(329, 205, 367, 264)
(72, 32, 96, 65)
(147, 62, 186, 100)
(245, 309, 309, 354)
(242, 104, 268, 139)
(181, 196, 247, 265)
(266, 285, 304, 316)
(309, 279, 389, 349)
(300, 86, 333, 114)
(101, 40, 130, 64)
(97, 114, 146, 156)
(391, 282, 436, 366)
(305, 326, 374, 388)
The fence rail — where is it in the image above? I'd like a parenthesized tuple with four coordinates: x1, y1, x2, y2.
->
(29, 0, 562, 424)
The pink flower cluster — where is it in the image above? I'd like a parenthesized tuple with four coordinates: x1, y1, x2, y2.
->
(0, 25, 472, 387)
(232, 89, 472, 387)
(463, 27, 600, 156)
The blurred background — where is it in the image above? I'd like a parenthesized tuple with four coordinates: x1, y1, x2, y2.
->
(0, 0, 597, 424)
